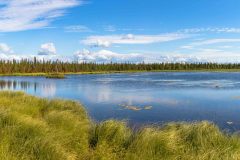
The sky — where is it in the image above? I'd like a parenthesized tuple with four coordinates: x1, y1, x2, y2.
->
(1, 0, 240, 63)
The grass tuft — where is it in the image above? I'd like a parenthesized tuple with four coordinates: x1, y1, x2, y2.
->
(45, 73, 65, 79)
(0, 91, 240, 160)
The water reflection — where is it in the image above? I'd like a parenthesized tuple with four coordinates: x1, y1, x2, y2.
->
(1, 72, 240, 131)
(0, 79, 56, 97)
(77, 83, 183, 106)
(40, 83, 56, 97)
(0, 80, 37, 91)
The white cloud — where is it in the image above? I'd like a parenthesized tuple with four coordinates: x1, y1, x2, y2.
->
(74, 49, 145, 63)
(64, 25, 91, 32)
(91, 40, 112, 48)
(82, 33, 189, 47)
(181, 27, 240, 33)
(1, 47, 240, 63)
(143, 53, 240, 64)
(0, 39, 240, 63)
(191, 39, 240, 46)
(180, 45, 193, 49)
(38, 43, 57, 55)
(104, 25, 117, 32)
(73, 48, 240, 64)
(0, 0, 82, 32)
(181, 38, 240, 50)
(0, 53, 72, 62)
(219, 45, 233, 49)
(187, 50, 240, 63)
(0, 43, 13, 54)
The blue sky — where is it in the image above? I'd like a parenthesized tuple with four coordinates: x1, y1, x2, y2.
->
(1, 0, 240, 63)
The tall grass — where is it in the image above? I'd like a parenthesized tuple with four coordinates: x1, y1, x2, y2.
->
(0, 91, 240, 160)
(45, 73, 65, 79)
(0, 91, 90, 159)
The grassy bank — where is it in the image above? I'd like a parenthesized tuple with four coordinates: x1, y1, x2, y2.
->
(0, 91, 240, 160)
(45, 73, 65, 79)
(1, 69, 240, 77)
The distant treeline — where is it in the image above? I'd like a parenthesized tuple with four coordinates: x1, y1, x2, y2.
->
(1, 59, 240, 74)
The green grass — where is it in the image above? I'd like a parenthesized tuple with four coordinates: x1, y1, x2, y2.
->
(0, 91, 240, 160)
(45, 73, 65, 79)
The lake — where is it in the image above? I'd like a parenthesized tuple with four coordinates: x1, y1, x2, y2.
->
(1, 72, 240, 131)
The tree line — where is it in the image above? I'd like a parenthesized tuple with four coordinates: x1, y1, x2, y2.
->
(1, 59, 240, 74)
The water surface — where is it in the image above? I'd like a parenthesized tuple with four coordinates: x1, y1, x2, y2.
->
(1, 72, 240, 131)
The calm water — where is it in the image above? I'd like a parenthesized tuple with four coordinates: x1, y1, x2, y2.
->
(1, 72, 240, 131)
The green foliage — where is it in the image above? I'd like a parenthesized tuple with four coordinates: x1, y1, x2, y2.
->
(0, 91, 240, 160)
(1, 59, 240, 74)
(45, 73, 65, 79)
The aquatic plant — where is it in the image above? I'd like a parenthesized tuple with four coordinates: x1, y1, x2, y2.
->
(45, 73, 65, 79)
(0, 91, 240, 160)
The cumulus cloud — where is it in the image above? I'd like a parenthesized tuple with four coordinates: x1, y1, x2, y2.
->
(0, 0, 82, 32)
(1, 40, 240, 63)
(81, 33, 189, 47)
(1, 47, 240, 63)
(74, 49, 145, 63)
(0, 42, 66, 61)
(184, 50, 240, 63)
(38, 43, 57, 55)
(0, 53, 72, 62)
(73, 49, 240, 64)
(0, 43, 13, 54)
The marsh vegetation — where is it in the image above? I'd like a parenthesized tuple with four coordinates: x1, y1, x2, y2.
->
(45, 73, 65, 79)
(0, 91, 240, 160)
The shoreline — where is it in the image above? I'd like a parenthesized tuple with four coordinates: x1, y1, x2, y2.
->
(1, 69, 240, 77)
(0, 91, 240, 159)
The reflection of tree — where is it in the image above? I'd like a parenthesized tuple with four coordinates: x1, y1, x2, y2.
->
(0, 79, 56, 97)
(0, 80, 7, 89)
(0, 80, 38, 91)
(13, 81, 17, 89)
(34, 83, 37, 92)
(20, 81, 30, 90)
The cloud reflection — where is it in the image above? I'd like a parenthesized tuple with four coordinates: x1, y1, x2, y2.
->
(78, 83, 182, 107)
(40, 82, 56, 97)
